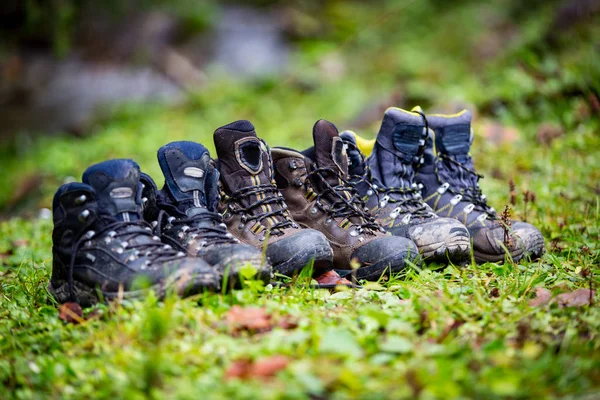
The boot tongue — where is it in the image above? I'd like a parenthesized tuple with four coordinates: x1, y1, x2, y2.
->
(157, 141, 212, 216)
(429, 110, 472, 160)
(213, 120, 272, 193)
(376, 108, 427, 163)
(82, 159, 142, 222)
(311, 119, 349, 177)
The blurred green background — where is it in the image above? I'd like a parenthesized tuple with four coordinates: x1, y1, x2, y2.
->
(1, 0, 598, 217)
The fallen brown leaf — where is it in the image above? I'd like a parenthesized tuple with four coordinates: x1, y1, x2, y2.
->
(536, 123, 564, 146)
(277, 315, 299, 330)
(225, 359, 252, 379)
(11, 239, 29, 248)
(225, 356, 290, 381)
(314, 270, 352, 285)
(557, 288, 595, 308)
(58, 302, 84, 324)
(250, 356, 290, 379)
(529, 287, 553, 307)
(224, 306, 272, 335)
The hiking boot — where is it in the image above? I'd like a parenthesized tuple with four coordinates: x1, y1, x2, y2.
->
(416, 110, 545, 263)
(271, 119, 420, 280)
(49, 159, 220, 307)
(340, 108, 471, 263)
(213, 120, 334, 277)
(140, 141, 272, 287)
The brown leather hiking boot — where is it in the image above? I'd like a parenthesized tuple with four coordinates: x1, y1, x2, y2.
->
(214, 120, 334, 277)
(271, 120, 420, 281)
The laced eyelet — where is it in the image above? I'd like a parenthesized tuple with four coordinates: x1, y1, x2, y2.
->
(380, 195, 389, 208)
(463, 204, 475, 214)
(294, 178, 303, 187)
(437, 183, 450, 194)
(310, 207, 318, 215)
(450, 194, 463, 206)
(75, 195, 87, 205)
(115, 248, 124, 254)
(168, 216, 176, 224)
(350, 230, 359, 237)
(289, 160, 297, 170)
(78, 210, 90, 222)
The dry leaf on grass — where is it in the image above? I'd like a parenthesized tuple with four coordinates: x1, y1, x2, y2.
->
(223, 306, 298, 336)
(557, 289, 595, 308)
(529, 287, 595, 308)
(529, 288, 553, 307)
(225, 356, 290, 381)
(314, 270, 352, 285)
(58, 302, 84, 324)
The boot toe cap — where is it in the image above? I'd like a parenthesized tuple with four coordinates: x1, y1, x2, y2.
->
(407, 218, 470, 262)
(351, 236, 420, 280)
(266, 229, 333, 276)
(511, 221, 545, 260)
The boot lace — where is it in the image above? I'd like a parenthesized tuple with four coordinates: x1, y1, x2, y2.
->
(68, 220, 183, 301)
(306, 165, 382, 234)
(227, 183, 294, 235)
(345, 139, 432, 219)
(155, 208, 237, 248)
(436, 153, 496, 216)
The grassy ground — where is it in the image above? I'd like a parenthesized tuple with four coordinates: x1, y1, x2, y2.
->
(1, 1, 599, 398)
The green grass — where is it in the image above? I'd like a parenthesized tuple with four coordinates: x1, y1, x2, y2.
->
(1, 1, 599, 398)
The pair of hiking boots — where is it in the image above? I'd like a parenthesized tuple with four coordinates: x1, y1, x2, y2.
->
(50, 156, 272, 307)
(340, 106, 545, 263)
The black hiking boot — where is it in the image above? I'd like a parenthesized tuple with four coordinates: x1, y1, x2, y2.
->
(140, 141, 272, 287)
(416, 110, 545, 263)
(271, 119, 420, 281)
(340, 107, 471, 263)
(213, 120, 334, 277)
(49, 159, 220, 307)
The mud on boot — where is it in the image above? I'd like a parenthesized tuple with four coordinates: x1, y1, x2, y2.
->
(49, 159, 220, 307)
(140, 141, 272, 288)
(416, 109, 545, 263)
(271, 119, 420, 281)
(213, 120, 334, 277)
(340, 107, 471, 264)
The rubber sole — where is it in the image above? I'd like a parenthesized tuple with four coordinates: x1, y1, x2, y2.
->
(49, 268, 220, 308)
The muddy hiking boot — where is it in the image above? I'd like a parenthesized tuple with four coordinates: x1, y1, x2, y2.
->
(416, 110, 545, 263)
(340, 108, 471, 263)
(140, 141, 272, 287)
(271, 119, 420, 281)
(49, 159, 220, 307)
(213, 120, 334, 277)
